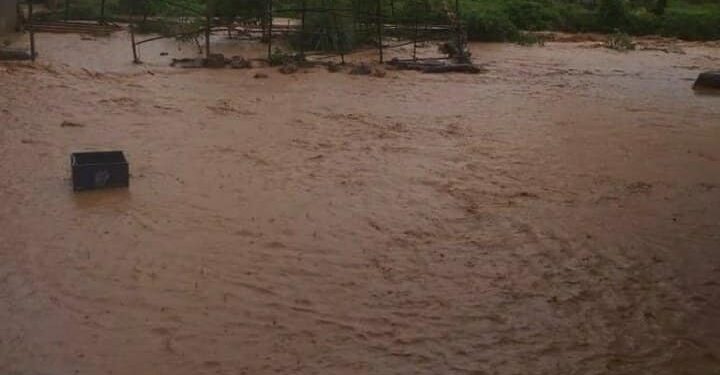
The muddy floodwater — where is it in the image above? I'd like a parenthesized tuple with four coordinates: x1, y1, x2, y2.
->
(1, 31, 720, 375)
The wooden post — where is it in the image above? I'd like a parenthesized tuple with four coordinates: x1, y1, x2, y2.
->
(300, 0, 306, 58)
(413, 12, 418, 61)
(205, 0, 213, 58)
(28, 0, 35, 61)
(65, 0, 70, 21)
(205, 16, 211, 58)
(455, 0, 461, 54)
(30, 31, 36, 61)
(100, 0, 106, 24)
(267, 0, 273, 61)
(129, 2, 139, 63)
(376, 0, 383, 63)
(130, 25, 138, 63)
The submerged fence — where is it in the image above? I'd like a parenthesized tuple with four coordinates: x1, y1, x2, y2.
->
(130, 0, 465, 63)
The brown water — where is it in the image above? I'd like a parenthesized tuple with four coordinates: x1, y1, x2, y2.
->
(1, 32, 720, 375)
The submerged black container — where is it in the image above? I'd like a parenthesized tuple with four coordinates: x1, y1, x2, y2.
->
(693, 71, 720, 90)
(71, 151, 129, 191)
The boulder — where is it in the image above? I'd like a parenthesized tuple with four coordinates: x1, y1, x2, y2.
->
(279, 62, 298, 74)
(372, 67, 386, 78)
(206, 53, 227, 68)
(171, 57, 205, 68)
(230, 56, 251, 69)
(693, 71, 720, 90)
(327, 62, 342, 73)
(349, 63, 372, 75)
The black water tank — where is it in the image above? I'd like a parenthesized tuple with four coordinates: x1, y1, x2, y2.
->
(71, 151, 129, 191)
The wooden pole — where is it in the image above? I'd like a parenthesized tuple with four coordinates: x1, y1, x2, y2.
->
(267, 0, 273, 61)
(205, 16, 211, 58)
(129, 2, 139, 63)
(376, 0, 383, 63)
(100, 0, 106, 24)
(300, 0, 306, 58)
(413, 11, 418, 61)
(65, 0, 70, 21)
(130, 25, 138, 63)
(455, 0, 461, 54)
(205, 0, 213, 58)
(28, 0, 35, 61)
(30, 31, 35, 61)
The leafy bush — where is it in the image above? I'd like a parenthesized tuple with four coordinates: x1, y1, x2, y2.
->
(606, 30, 636, 50)
(269, 47, 294, 66)
(464, 9, 518, 42)
(503, 0, 560, 31)
(626, 8, 661, 35)
(661, 8, 720, 40)
(556, 3, 601, 32)
(597, 0, 631, 31)
(514, 31, 546, 46)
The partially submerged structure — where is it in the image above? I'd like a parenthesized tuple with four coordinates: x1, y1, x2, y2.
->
(130, 0, 475, 71)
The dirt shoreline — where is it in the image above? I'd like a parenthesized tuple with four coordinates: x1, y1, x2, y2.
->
(1, 34, 719, 374)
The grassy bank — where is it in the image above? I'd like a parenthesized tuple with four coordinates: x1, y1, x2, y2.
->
(461, 0, 720, 41)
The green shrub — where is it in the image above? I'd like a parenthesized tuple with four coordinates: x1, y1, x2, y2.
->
(464, 9, 518, 42)
(597, 0, 631, 31)
(269, 47, 294, 66)
(503, 0, 560, 31)
(514, 31, 546, 46)
(626, 8, 661, 35)
(556, 3, 601, 32)
(661, 8, 720, 40)
(606, 30, 636, 50)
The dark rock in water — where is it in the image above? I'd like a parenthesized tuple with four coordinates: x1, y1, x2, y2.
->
(206, 53, 226, 68)
(160, 52, 169, 56)
(350, 63, 372, 75)
(279, 62, 298, 74)
(693, 71, 720, 90)
(61, 120, 85, 128)
(423, 64, 483, 74)
(388, 58, 484, 74)
(438, 42, 459, 57)
(171, 57, 205, 68)
(372, 67, 386, 78)
(0, 48, 32, 61)
(254, 72, 269, 79)
(230, 56, 251, 69)
(327, 62, 342, 73)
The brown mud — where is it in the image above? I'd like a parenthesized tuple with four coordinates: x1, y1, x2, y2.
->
(1, 32, 720, 375)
